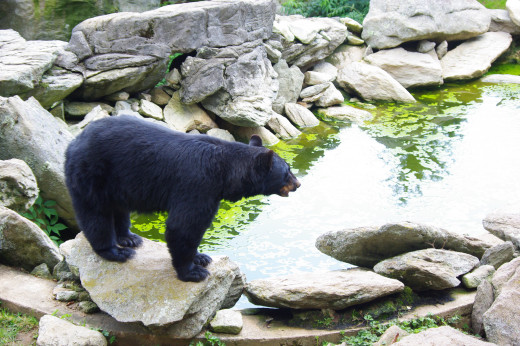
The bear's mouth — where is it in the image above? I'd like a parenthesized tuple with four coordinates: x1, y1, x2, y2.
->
(279, 179, 301, 197)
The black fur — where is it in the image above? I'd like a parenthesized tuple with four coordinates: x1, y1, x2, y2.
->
(64, 115, 300, 282)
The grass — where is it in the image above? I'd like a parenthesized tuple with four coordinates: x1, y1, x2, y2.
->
(477, 0, 506, 8)
(0, 307, 39, 345)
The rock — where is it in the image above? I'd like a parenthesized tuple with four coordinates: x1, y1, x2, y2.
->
(507, 0, 520, 26)
(314, 83, 344, 107)
(53, 260, 78, 282)
(326, 44, 366, 71)
(104, 91, 130, 102)
(483, 258, 520, 345)
(339, 17, 363, 34)
(462, 265, 495, 289)
(491, 257, 520, 296)
(244, 268, 404, 310)
(31, 263, 53, 279)
(311, 61, 338, 80)
(304, 71, 334, 85)
(364, 47, 443, 88)
(61, 233, 243, 338)
(374, 325, 410, 346)
(0, 96, 76, 228)
(337, 62, 416, 103)
(78, 301, 100, 314)
(0, 206, 62, 271)
(275, 15, 348, 68)
(225, 125, 279, 146)
(115, 0, 160, 12)
(206, 128, 235, 142)
(25, 67, 83, 109)
(55, 290, 79, 302)
(284, 103, 320, 128)
(0, 159, 38, 213)
(139, 99, 164, 120)
(481, 74, 520, 84)
(316, 221, 493, 268)
(392, 326, 494, 345)
(489, 9, 520, 35)
(272, 59, 304, 115)
(221, 271, 246, 309)
(70, 106, 111, 135)
(480, 241, 515, 269)
(0, 29, 67, 97)
(64, 101, 114, 119)
(300, 83, 330, 100)
(165, 68, 182, 87)
(36, 315, 107, 346)
(113, 100, 141, 117)
(164, 91, 217, 133)
(417, 40, 436, 53)
(69, 0, 277, 99)
(150, 87, 172, 106)
(472, 280, 494, 336)
(346, 33, 364, 46)
(209, 309, 243, 335)
(362, 0, 491, 50)
(483, 211, 520, 251)
(267, 113, 301, 139)
(374, 249, 479, 291)
(436, 40, 448, 59)
(441, 32, 512, 81)
(316, 105, 372, 124)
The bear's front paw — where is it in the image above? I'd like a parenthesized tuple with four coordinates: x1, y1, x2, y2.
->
(175, 263, 210, 282)
(117, 232, 143, 248)
(194, 252, 212, 267)
(96, 246, 135, 262)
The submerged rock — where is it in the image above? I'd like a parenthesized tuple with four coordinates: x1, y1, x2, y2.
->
(61, 233, 243, 338)
(244, 268, 404, 310)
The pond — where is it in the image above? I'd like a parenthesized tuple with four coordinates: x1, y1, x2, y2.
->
(131, 67, 520, 308)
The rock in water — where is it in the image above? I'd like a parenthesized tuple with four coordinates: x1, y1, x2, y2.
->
(60, 233, 243, 338)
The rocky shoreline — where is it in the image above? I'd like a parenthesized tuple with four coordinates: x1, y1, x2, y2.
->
(1, 0, 520, 345)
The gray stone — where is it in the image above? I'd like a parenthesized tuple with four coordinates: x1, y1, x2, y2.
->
(417, 40, 436, 53)
(339, 17, 363, 34)
(483, 258, 520, 345)
(316, 105, 372, 124)
(436, 40, 449, 60)
(244, 268, 404, 310)
(462, 265, 495, 289)
(491, 257, 520, 297)
(65, 101, 114, 119)
(284, 103, 320, 128)
(267, 113, 301, 140)
(364, 47, 443, 88)
(507, 0, 520, 26)
(304, 71, 334, 86)
(55, 290, 79, 302)
(53, 260, 78, 282)
(37, 315, 107, 346)
(165, 68, 182, 87)
(150, 87, 172, 106)
(61, 233, 243, 338)
(31, 263, 53, 280)
(0, 206, 62, 271)
(481, 241, 515, 269)
(26, 67, 83, 109)
(374, 325, 410, 346)
(114, 0, 160, 12)
(314, 83, 344, 107)
(104, 91, 130, 102)
(300, 83, 330, 100)
(139, 99, 164, 120)
(472, 280, 494, 336)
(346, 33, 364, 46)
(392, 326, 494, 345)
(0, 96, 76, 228)
(0, 159, 38, 213)
(209, 309, 243, 335)
(337, 62, 416, 103)
(206, 128, 235, 142)
(316, 221, 494, 268)
(272, 59, 304, 115)
(326, 44, 366, 71)
(78, 301, 100, 314)
(374, 249, 479, 291)
(362, 0, 491, 50)
(225, 126, 279, 146)
(311, 61, 338, 80)
(164, 91, 217, 133)
(489, 9, 520, 35)
(69, 106, 111, 135)
(481, 74, 520, 84)
(441, 32, 512, 82)
(483, 211, 520, 251)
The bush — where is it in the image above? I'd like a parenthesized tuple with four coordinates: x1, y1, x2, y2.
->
(281, 0, 370, 22)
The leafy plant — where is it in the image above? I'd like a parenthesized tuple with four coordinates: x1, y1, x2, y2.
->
(281, 0, 370, 22)
(191, 331, 226, 346)
(22, 195, 67, 245)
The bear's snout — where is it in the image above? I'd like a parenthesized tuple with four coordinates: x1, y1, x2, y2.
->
(279, 176, 301, 197)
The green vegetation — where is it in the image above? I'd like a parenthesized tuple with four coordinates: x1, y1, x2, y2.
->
(281, 0, 370, 22)
(0, 306, 38, 345)
(191, 331, 226, 346)
(22, 195, 68, 245)
(477, 0, 506, 9)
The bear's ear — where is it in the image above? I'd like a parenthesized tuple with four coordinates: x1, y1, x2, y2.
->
(256, 150, 274, 171)
(249, 135, 263, 147)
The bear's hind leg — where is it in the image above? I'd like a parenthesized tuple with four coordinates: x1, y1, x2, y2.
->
(114, 210, 143, 248)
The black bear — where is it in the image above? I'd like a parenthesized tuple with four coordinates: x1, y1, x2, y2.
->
(65, 115, 300, 282)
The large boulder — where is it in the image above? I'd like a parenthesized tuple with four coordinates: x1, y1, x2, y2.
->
(337, 62, 416, 103)
(326, 44, 366, 71)
(0, 206, 62, 271)
(362, 0, 491, 50)
(0, 96, 76, 228)
(507, 0, 520, 26)
(316, 221, 493, 268)
(163, 91, 217, 133)
(483, 211, 520, 251)
(274, 15, 348, 68)
(272, 59, 304, 115)
(0, 159, 38, 213)
(373, 249, 479, 291)
(392, 326, 495, 345)
(488, 9, 520, 35)
(68, 0, 277, 100)
(441, 32, 512, 81)
(61, 233, 243, 338)
(363, 47, 443, 88)
(37, 315, 107, 346)
(26, 67, 83, 109)
(472, 280, 494, 337)
(244, 268, 404, 310)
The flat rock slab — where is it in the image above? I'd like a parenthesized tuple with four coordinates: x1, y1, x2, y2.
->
(441, 32, 512, 81)
(483, 211, 520, 250)
(316, 221, 494, 268)
(244, 268, 404, 310)
(61, 233, 242, 338)
(374, 249, 479, 291)
(393, 326, 495, 345)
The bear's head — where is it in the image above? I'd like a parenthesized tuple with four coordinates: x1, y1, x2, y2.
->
(250, 135, 301, 197)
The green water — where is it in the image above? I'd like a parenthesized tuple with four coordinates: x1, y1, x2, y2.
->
(132, 67, 520, 307)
